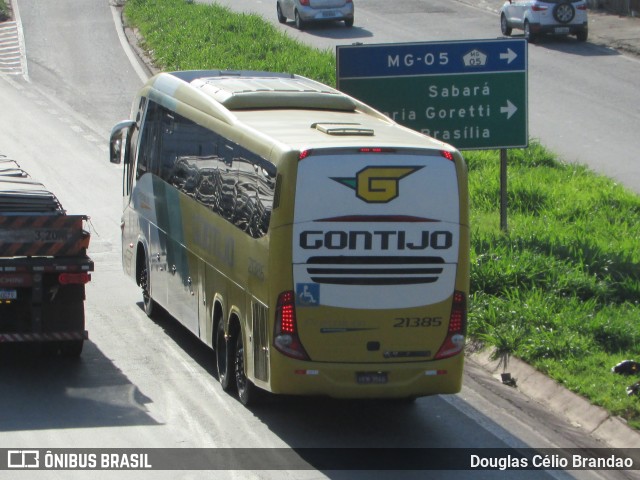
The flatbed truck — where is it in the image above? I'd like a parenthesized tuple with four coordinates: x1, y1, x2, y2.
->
(0, 156, 93, 356)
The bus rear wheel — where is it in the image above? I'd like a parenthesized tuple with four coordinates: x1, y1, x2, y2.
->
(235, 332, 258, 405)
(216, 321, 235, 392)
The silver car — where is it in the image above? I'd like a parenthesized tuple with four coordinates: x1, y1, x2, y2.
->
(277, 0, 354, 30)
(500, 0, 588, 43)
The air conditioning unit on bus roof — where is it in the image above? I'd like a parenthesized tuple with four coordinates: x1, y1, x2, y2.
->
(190, 75, 357, 112)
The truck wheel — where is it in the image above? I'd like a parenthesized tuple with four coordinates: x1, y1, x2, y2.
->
(59, 340, 84, 357)
(44, 299, 85, 357)
(216, 320, 235, 391)
(46, 339, 83, 358)
(235, 331, 258, 405)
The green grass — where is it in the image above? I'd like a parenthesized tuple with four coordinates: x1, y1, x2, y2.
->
(0, 0, 9, 22)
(124, 0, 640, 429)
(124, 0, 335, 83)
(469, 144, 640, 428)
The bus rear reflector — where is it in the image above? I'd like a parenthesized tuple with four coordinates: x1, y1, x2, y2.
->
(58, 273, 92, 285)
(434, 290, 467, 360)
(274, 291, 310, 361)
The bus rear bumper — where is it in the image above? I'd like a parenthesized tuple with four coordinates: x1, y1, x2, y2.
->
(265, 355, 464, 399)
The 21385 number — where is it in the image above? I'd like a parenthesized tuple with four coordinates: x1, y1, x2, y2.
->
(394, 317, 442, 328)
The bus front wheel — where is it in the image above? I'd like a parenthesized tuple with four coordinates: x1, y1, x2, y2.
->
(140, 252, 156, 318)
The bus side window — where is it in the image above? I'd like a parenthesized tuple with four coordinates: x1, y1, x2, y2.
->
(159, 110, 219, 183)
(128, 97, 147, 191)
(159, 111, 177, 182)
(141, 104, 276, 238)
(137, 100, 162, 179)
(230, 149, 276, 238)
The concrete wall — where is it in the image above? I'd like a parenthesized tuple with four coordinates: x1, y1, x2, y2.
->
(586, 0, 640, 16)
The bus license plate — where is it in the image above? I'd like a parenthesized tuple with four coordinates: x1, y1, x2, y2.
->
(0, 289, 17, 300)
(356, 372, 388, 384)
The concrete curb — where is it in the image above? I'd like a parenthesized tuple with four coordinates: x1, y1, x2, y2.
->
(469, 350, 640, 448)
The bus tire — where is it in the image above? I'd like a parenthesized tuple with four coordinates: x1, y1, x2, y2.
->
(235, 331, 258, 406)
(216, 320, 235, 391)
(140, 252, 156, 318)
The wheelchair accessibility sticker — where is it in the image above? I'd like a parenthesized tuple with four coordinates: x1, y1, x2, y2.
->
(296, 283, 320, 306)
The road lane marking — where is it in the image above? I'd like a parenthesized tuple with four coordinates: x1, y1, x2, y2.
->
(110, 5, 148, 84)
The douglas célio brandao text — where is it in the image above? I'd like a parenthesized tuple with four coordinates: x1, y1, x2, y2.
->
(470, 453, 634, 470)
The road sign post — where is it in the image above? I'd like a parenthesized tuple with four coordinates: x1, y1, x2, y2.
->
(500, 148, 508, 232)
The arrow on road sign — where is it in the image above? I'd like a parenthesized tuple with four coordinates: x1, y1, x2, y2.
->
(501, 100, 518, 119)
(500, 48, 518, 64)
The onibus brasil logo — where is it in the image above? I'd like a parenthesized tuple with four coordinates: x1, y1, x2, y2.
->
(331, 166, 423, 203)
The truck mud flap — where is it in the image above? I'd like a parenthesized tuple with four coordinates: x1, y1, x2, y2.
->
(0, 330, 88, 343)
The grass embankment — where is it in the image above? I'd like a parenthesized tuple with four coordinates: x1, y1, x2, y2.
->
(124, 0, 640, 428)
(0, 0, 10, 22)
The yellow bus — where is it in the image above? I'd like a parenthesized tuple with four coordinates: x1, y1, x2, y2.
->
(110, 70, 469, 405)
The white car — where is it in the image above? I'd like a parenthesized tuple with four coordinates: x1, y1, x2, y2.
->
(500, 0, 588, 43)
(277, 0, 354, 30)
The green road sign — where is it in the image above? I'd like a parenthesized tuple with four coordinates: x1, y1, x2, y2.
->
(337, 39, 528, 150)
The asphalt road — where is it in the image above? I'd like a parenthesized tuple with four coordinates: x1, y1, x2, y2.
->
(14, 0, 143, 133)
(0, 0, 638, 478)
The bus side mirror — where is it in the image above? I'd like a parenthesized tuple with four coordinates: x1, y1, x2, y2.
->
(109, 120, 136, 164)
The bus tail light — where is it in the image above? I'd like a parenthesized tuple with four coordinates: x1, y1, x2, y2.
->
(440, 150, 454, 161)
(434, 291, 467, 360)
(274, 291, 310, 361)
(299, 150, 312, 160)
(58, 273, 92, 285)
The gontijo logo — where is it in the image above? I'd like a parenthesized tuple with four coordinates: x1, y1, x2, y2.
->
(331, 166, 423, 203)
